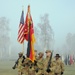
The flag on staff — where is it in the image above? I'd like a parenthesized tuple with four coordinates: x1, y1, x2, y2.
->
(24, 5, 35, 62)
(17, 10, 25, 44)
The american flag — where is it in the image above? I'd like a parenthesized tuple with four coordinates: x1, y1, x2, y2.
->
(17, 10, 24, 43)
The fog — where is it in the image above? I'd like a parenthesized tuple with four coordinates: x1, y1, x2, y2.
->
(0, 0, 75, 61)
(0, 15, 75, 60)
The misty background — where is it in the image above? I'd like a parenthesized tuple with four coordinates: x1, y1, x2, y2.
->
(0, 0, 75, 60)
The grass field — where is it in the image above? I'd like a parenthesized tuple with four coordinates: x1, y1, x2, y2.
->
(0, 61, 75, 75)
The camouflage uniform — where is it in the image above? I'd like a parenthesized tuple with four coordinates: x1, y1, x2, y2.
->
(22, 50, 38, 75)
(28, 60, 35, 75)
(16, 52, 25, 75)
(35, 52, 44, 75)
(54, 54, 64, 75)
(44, 50, 56, 75)
(21, 58, 30, 75)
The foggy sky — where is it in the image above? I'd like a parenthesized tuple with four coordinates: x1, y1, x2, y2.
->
(0, 0, 75, 53)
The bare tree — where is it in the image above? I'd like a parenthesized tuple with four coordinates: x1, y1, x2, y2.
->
(62, 33, 75, 55)
(71, 34, 75, 51)
(66, 33, 72, 51)
(34, 26, 40, 50)
(0, 17, 10, 59)
(35, 14, 54, 51)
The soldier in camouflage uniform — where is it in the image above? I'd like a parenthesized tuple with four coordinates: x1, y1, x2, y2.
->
(34, 50, 38, 69)
(44, 50, 56, 75)
(35, 52, 44, 75)
(28, 50, 39, 75)
(54, 54, 64, 75)
(21, 58, 30, 75)
(21, 50, 38, 75)
(28, 60, 35, 75)
(13, 52, 25, 75)
(34, 50, 38, 60)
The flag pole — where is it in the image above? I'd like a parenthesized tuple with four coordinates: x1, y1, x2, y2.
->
(22, 6, 24, 54)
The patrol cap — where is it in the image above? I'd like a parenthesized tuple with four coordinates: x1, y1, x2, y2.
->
(38, 52, 44, 55)
(55, 54, 60, 57)
(45, 50, 51, 53)
(18, 52, 23, 55)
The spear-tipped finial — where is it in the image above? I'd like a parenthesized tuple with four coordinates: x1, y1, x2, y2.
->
(28, 5, 30, 13)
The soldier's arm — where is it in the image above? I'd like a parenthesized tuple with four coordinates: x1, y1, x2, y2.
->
(49, 58, 56, 71)
(37, 58, 44, 69)
(61, 61, 64, 72)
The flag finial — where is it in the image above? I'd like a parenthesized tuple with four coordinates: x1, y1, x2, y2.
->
(28, 5, 30, 13)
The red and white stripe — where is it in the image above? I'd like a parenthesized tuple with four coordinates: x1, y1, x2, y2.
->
(17, 23, 24, 43)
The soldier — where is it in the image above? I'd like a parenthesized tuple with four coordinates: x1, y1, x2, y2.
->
(44, 50, 56, 75)
(35, 52, 44, 75)
(54, 54, 64, 75)
(34, 50, 38, 68)
(22, 50, 38, 75)
(28, 50, 38, 75)
(27, 59, 35, 75)
(34, 50, 38, 60)
(12, 52, 25, 75)
(21, 58, 30, 75)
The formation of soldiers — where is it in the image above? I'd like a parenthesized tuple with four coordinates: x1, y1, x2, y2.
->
(12, 50, 64, 75)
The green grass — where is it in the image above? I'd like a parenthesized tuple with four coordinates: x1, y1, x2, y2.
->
(0, 61, 17, 75)
(0, 61, 75, 75)
(64, 65, 75, 75)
